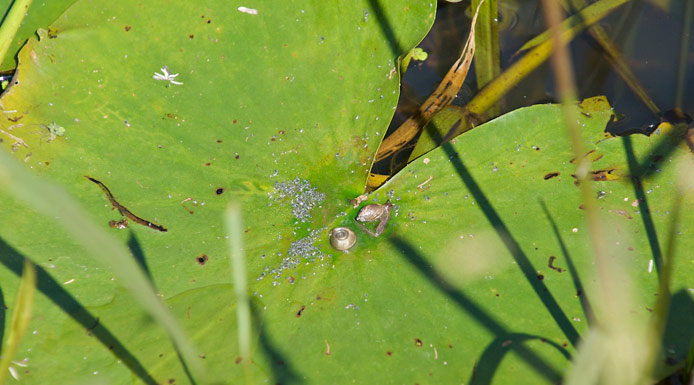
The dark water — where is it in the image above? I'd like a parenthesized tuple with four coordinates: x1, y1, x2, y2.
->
(377, 0, 694, 174)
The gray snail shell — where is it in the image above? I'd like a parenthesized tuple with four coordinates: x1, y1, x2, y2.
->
(329, 227, 356, 251)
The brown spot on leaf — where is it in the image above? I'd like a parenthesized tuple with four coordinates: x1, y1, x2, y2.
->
(189, 34, 194, 39)
(204, 162, 211, 166)
(543, 172, 560, 180)
(216, 139, 223, 143)
(590, 169, 618, 181)
(7, 115, 22, 122)
(125, 25, 132, 32)
(168, 379, 175, 384)
(571, 169, 619, 184)
(196, 254, 208, 265)
(537, 274, 545, 281)
(386, 351, 392, 356)
(609, 209, 633, 219)
(235, 357, 242, 364)
(215, 187, 225, 195)
(548, 256, 564, 272)
(414, 338, 423, 347)
(296, 305, 306, 317)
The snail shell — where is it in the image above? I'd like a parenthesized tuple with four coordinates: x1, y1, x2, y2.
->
(356, 200, 393, 222)
(329, 227, 356, 251)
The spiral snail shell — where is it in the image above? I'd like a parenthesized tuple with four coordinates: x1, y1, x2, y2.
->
(329, 227, 356, 251)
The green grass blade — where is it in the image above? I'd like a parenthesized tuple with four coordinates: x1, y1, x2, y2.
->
(0, 259, 35, 385)
(0, 0, 34, 68)
(472, 0, 500, 116)
(225, 203, 251, 362)
(0, 150, 207, 382)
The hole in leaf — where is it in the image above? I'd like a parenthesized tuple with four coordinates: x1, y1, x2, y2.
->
(296, 305, 306, 318)
(543, 172, 560, 180)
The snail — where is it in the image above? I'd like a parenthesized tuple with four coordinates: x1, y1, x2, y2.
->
(329, 227, 356, 251)
(355, 200, 393, 237)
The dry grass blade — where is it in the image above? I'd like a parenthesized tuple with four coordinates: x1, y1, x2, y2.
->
(0, 260, 35, 385)
(372, 0, 484, 164)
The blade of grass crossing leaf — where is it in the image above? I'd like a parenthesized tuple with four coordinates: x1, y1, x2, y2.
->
(472, 0, 500, 117)
(564, 328, 604, 385)
(0, 150, 207, 382)
(0, 260, 35, 385)
(225, 203, 251, 365)
(0, 0, 34, 68)
(543, 0, 652, 383)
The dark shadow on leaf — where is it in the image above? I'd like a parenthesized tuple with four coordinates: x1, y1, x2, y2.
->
(622, 135, 663, 275)
(438, 140, 580, 347)
(539, 200, 594, 324)
(0, 285, 5, 348)
(390, 235, 563, 382)
(624, 127, 687, 180)
(469, 333, 570, 385)
(366, 0, 404, 58)
(0, 237, 158, 385)
(662, 290, 694, 370)
(251, 300, 301, 384)
(127, 231, 152, 282)
(172, 340, 197, 385)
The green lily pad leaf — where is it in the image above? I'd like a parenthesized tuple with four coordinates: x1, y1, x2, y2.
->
(0, 0, 435, 383)
(1, 0, 692, 383)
